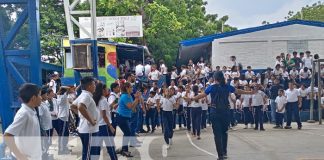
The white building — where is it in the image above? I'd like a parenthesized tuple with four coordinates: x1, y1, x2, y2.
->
(178, 20, 324, 69)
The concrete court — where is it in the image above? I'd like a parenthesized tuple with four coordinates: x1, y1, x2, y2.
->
(43, 122, 324, 160)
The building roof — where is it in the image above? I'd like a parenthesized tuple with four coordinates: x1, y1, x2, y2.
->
(179, 19, 324, 47)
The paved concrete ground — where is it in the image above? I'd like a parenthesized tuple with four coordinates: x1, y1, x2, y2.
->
(2, 123, 324, 160)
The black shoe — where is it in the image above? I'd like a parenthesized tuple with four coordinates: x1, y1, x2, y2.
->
(298, 126, 302, 130)
(224, 153, 228, 159)
(254, 128, 258, 130)
(260, 128, 265, 131)
(284, 126, 292, 129)
(273, 125, 280, 129)
(121, 151, 133, 157)
(151, 129, 155, 134)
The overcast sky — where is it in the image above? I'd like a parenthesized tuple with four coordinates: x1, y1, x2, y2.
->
(205, 0, 322, 29)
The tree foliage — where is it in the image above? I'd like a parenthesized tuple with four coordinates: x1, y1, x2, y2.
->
(285, 1, 324, 22)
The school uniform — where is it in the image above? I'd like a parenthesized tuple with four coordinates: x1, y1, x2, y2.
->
(275, 96, 287, 127)
(146, 96, 157, 132)
(201, 97, 209, 129)
(172, 94, 180, 129)
(177, 93, 186, 128)
(108, 92, 119, 135)
(299, 88, 309, 110)
(38, 101, 53, 155)
(228, 93, 236, 127)
(154, 94, 162, 128)
(190, 93, 202, 136)
(48, 98, 60, 139)
(285, 89, 302, 128)
(57, 94, 70, 152)
(251, 90, 266, 130)
(241, 95, 253, 126)
(98, 97, 117, 160)
(307, 87, 319, 110)
(73, 90, 100, 160)
(182, 91, 192, 131)
(5, 104, 42, 160)
(160, 96, 176, 145)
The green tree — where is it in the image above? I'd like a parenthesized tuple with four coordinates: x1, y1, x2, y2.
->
(286, 1, 324, 22)
(39, 0, 67, 64)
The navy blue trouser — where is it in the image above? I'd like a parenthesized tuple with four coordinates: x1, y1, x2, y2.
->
(178, 105, 186, 128)
(98, 125, 118, 160)
(286, 102, 302, 127)
(172, 109, 177, 129)
(57, 119, 69, 151)
(210, 107, 229, 159)
(49, 119, 60, 137)
(111, 112, 118, 136)
(185, 107, 192, 131)
(117, 114, 131, 152)
(145, 108, 156, 131)
(243, 107, 254, 125)
(79, 132, 100, 160)
(276, 112, 284, 127)
(229, 109, 235, 127)
(201, 110, 207, 129)
(253, 105, 264, 129)
(191, 107, 202, 136)
(136, 107, 145, 133)
(162, 111, 174, 144)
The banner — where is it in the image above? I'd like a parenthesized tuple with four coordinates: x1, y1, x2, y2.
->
(79, 16, 143, 38)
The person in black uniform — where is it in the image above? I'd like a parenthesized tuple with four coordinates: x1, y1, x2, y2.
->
(191, 71, 254, 160)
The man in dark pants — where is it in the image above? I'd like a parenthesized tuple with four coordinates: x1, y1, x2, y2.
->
(285, 81, 302, 129)
(192, 71, 254, 160)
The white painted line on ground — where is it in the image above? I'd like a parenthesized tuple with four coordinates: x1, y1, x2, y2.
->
(185, 132, 217, 157)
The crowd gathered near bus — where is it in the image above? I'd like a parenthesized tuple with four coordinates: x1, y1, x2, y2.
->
(4, 50, 324, 160)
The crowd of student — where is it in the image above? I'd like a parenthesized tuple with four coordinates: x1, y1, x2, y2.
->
(3, 51, 324, 160)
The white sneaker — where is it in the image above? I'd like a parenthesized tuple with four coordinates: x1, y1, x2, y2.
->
(244, 125, 248, 129)
(169, 138, 173, 145)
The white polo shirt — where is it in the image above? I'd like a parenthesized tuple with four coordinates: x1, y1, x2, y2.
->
(135, 64, 144, 77)
(160, 64, 168, 74)
(144, 64, 151, 76)
(241, 95, 251, 107)
(108, 92, 119, 112)
(275, 96, 287, 113)
(73, 90, 99, 133)
(38, 101, 52, 130)
(49, 79, 57, 94)
(57, 94, 70, 122)
(160, 96, 176, 111)
(285, 89, 300, 102)
(251, 90, 266, 106)
(147, 97, 157, 108)
(98, 96, 111, 126)
(5, 103, 42, 160)
(149, 70, 161, 81)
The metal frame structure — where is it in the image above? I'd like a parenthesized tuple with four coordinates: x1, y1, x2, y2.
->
(0, 0, 41, 131)
(63, 0, 98, 84)
(309, 59, 323, 124)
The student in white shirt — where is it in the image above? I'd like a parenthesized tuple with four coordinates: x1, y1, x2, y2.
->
(108, 83, 120, 135)
(93, 83, 117, 160)
(38, 87, 52, 156)
(251, 85, 267, 131)
(300, 67, 311, 86)
(160, 88, 179, 149)
(169, 87, 179, 130)
(70, 77, 100, 160)
(47, 88, 60, 147)
(289, 67, 300, 83)
(4, 83, 42, 160)
(245, 66, 255, 81)
(274, 89, 287, 129)
(169, 80, 178, 91)
(56, 86, 71, 154)
(170, 67, 179, 83)
(182, 85, 192, 131)
(146, 91, 157, 133)
(240, 86, 253, 129)
(228, 92, 237, 129)
(284, 81, 302, 129)
(299, 84, 309, 110)
(179, 65, 188, 85)
(148, 65, 161, 83)
(190, 85, 203, 140)
(144, 62, 151, 77)
(302, 51, 313, 69)
(135, 62, 144, 77)
(200, 87, 209, 130)
(49, 74, 58, 94)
